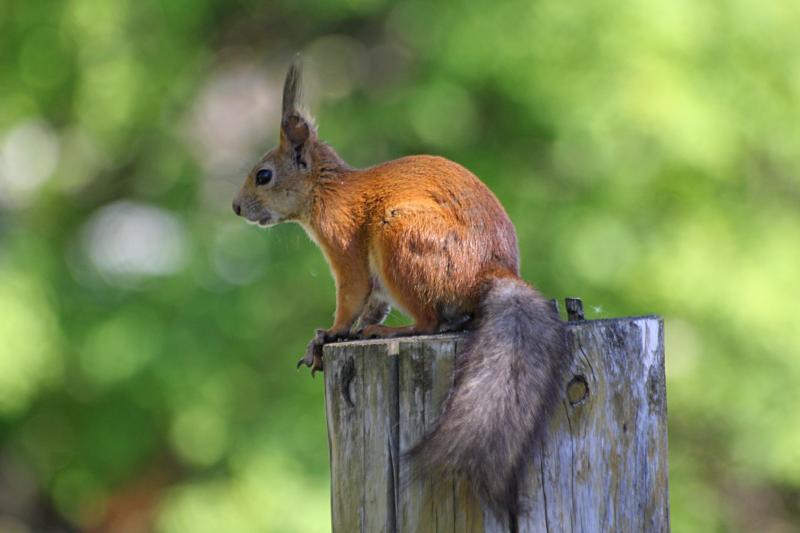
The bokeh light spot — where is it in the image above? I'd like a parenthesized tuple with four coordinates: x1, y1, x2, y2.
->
(409, 81, 478, 148)
(0, 119, 60, 210)
(81, 201, 188, 284)
(79, 309, 164, 386)
(170, 407, 229, 467)
(0, 267, 62, 414)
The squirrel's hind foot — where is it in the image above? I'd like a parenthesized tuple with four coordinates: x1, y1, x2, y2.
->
(356, 324, 435, 340)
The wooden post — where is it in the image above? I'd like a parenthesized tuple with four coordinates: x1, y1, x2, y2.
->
(323, 302, 669, 532)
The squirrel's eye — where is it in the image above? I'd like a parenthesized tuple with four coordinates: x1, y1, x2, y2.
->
(255, 168, 273, 186)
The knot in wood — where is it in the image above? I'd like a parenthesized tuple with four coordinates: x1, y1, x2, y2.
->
(567, 375, 590, 405)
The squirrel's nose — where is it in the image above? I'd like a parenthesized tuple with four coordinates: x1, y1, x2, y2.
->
(232, 199, 242, 216)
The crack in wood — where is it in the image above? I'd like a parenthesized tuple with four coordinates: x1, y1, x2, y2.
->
(539, 440, 551, 533)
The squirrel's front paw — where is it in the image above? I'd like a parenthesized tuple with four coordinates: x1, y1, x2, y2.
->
(297, 330, 326, 376)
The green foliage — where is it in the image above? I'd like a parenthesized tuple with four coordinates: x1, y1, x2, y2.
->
(1, 0, 798, 530)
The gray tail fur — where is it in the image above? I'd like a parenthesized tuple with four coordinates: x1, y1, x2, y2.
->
(406, 275, 570, 516)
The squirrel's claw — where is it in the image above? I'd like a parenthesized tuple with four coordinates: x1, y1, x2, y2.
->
(297, 330, 326, 376)
(297, 328, 359, 376)
(296, 348, 323, 377)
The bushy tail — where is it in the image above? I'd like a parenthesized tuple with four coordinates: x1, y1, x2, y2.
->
(407, 275, 570, 515)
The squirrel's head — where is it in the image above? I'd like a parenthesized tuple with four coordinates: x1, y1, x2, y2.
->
(232, 57, 322, 227)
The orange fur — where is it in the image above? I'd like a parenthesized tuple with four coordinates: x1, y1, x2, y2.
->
(302, 155, 519, 336)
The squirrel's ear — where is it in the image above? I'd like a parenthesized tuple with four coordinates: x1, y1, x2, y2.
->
(280, 55, 315, 148)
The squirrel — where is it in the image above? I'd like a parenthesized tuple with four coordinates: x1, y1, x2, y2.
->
(232, 58, 570, 516)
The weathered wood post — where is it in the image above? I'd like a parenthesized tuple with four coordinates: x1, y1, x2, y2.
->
(323, 300, 669, 532)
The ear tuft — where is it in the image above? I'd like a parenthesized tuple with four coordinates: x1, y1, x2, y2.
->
(280, 55, 316, 148)
(282, 54, 303, 119)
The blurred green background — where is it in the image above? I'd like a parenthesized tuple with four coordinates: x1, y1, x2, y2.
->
(1, 0, 799, 531)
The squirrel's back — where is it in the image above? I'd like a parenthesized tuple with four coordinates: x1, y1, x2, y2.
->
(359, 155, 513, 226)
(317, 153, 520, 274)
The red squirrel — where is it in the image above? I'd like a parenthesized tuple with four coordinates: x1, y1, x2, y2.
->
(233, 58, 570, 515)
